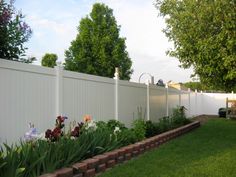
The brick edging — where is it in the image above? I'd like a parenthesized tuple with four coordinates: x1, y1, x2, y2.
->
(39, 121, 200, 177)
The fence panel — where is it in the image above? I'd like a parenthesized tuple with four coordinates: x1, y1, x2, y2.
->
(0, 60, 56, 145)
(149, 85, 166, 122)
(201, 93, 235, 115)
(118, 81, 147, 127)
(168, 88, 180, 116)
(63, 71, 115, 125)
(180, 90, 190, 117)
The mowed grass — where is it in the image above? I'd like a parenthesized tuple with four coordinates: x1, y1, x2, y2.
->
(100, 119, 236, 177)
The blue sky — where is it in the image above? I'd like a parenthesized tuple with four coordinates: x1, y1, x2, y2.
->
(14, 0, 193, 83)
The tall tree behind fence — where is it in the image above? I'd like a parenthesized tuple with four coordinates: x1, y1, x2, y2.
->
(0, 59, 235, 145)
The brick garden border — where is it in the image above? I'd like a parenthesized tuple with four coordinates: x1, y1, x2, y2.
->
(39, 121, 200, 177)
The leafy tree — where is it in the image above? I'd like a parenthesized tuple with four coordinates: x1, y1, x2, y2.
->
(182, 82, 212, 92)
(64, 3, 133, 80)
(156, 0, 236, 92)
(0, 0, 32, 62)
(41, 53, 58, 68)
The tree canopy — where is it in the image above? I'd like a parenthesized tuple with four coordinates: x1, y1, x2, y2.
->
(64, 3, 133, 80)
(182, 81, 213, 92)
(41, 53, 58, 68)
(0, 0, 32, 62)
(156, 0, 236, 92)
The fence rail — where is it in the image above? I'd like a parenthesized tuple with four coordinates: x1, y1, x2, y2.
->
(0, 59, 235, 145)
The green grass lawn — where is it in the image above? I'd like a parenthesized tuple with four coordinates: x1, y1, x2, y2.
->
(100, 118, 236, 177)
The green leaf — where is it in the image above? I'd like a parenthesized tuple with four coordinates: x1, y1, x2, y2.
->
(16, 167, 25, 176)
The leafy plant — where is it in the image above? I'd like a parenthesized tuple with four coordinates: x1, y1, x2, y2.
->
(94, 121, 108, 131)
(116, 129, 137, 146)
(0, 144, 23, 177)
(107, 120, 126, 131)
(171, 106, 191, 128)
(158, 116, 171, 133)
(132, 119, 146, 141)
(145, 121, 159, 138)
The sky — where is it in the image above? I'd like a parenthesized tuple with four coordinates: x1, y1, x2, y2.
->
(14, 0, 194, 83)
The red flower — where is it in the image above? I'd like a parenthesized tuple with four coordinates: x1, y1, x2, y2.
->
(57, 116, 68, 123)
(57, 116, 63, 123)
(52, 127, 61, 139)
(71, 126, 80, 137)
(45, 129, 52, 139)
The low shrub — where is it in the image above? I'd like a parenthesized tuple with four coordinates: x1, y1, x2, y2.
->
(146, 106, 191, 134)
(116, 129, 137, 146)
(96, 121, 108, 131)
(171, 106, 191, 128)
(158, 116, 172, 133)
(107, 119, 126, 131)
(145, 121, 159, 138)
(132, 119, 146, 141)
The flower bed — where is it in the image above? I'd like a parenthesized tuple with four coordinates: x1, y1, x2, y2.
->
(39, 121, 200, 177)
(0, 106, 194, 177)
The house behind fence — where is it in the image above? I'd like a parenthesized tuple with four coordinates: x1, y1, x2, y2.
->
(0, 59, 235, 145)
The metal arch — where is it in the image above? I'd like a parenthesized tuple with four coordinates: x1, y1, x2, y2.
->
(138, 72, 153, 83)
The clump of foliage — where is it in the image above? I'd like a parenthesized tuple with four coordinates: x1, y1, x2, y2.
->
(116, 129, 137, 146)
(0, 0, 32, 61)
(158, 116, 172, 133)
(132, 119, 146, 141)
(64, 3, 133, 80)
(107, 119, 126, 131)
(41, 53, 58, 68)
(145, 121, 159, 138)
(156, 0, 236, 92)
(171, 106, 191, 128)
(144, 106, 191, 136)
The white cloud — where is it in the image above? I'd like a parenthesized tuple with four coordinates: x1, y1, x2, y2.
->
(25, 14, 78, 62)
(28, 15, 75, 37)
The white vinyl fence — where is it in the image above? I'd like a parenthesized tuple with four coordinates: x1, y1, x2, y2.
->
(0, 59, 235, 145)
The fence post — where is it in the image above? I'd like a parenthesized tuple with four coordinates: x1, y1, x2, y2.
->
(146, 81, 150, 121)
(114, 68, 119, 121)
(55, 66, 63, 117)
(188, 88, 191, 116)
(195, 89, 197, 116)
(200, 90, 203, 114)
(165, 84, 169, 117)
